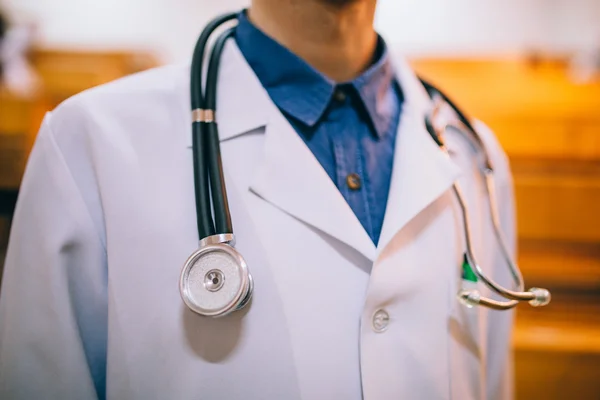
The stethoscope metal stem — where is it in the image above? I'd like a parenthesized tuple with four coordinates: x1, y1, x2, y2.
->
(484, 170, 524, 290)
(422, 82, 550, 311)
(444, 134, 550, 310)
(453, 182, 519, 310)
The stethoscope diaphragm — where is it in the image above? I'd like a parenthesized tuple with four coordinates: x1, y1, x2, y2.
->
(180, 241, 252, 317)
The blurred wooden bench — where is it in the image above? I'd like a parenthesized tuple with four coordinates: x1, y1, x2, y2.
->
(0, 48, 158, 282)
(0, 48, 158, 192)
(30, 49, 158, 108)
(411, 56, 600, 399)
(0, 88, 46, 190)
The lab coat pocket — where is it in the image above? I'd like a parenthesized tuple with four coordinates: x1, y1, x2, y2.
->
(448, 263, 486, 400)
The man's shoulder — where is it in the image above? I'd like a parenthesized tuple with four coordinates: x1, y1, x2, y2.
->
(42, 63, 191, 152)
(472, 119, 512, 182)
(72, 63, 189, 101)
(49, 63, 190, 128)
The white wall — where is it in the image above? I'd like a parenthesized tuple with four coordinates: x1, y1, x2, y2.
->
(2, 0, 599, 62)
(1, 0, 250, 61)
(375, 0, 600, 56)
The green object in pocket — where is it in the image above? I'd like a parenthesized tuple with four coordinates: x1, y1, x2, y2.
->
(462, 254, 478, 283)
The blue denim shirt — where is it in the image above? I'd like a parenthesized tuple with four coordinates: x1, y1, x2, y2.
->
(235, 12, 403, 245)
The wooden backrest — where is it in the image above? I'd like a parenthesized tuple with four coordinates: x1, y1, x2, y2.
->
(0, 48, 158, 189)
(30, 48, 159, 106)
(411, 56, 600, 398)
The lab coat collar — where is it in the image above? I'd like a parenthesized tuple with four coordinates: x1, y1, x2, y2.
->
(251, 109, 378, 261)
(187, 41, 461, 262)
(184, 41, 272, 145)
(375, 54, 462, 255)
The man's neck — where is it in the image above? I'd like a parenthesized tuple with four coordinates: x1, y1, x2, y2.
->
(248, 0, 378, 82)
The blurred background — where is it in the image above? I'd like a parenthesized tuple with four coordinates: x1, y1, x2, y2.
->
(0, 0, 599, 398)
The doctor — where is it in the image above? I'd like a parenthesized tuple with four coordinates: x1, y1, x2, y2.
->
(0, 0, 516, 399)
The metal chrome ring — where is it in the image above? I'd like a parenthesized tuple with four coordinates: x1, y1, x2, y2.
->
(180, 243, 250, 317)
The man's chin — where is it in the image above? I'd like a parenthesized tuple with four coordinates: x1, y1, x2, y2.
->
(315, 0, 362, 7)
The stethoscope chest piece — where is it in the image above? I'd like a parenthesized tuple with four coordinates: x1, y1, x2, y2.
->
(180, 236, 253, 317)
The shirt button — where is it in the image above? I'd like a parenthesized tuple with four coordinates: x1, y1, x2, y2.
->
(372, 309, 390, 333)
(346, 173, 362, 190)
(333, 88, 346, 103)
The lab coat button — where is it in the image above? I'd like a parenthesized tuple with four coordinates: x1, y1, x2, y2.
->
(372, 309, 390, 333)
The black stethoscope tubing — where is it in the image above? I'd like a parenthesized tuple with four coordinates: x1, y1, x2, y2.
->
(420, 78, 477, 147)
(191, 12, 238, 240)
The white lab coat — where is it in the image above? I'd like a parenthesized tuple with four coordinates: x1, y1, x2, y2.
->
(0, 41, 516, 400)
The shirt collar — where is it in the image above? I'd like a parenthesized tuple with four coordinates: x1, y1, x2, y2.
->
(351, 45, 398, 138)
(235, 10, 398, 138)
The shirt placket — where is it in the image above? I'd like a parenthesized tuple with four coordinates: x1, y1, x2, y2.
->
(329, 95, 374, 242)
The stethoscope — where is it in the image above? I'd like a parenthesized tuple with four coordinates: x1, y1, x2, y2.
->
(420, 80, 551, 310)
(179, 11, 551, 317)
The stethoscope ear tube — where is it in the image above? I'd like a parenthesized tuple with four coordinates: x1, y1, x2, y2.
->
(190, 12, 237, 239)
(420, 78, 477, 136)
(204, 27, 236, 234)
(192, 121, 215, 238)
(191, 12, 237, 111)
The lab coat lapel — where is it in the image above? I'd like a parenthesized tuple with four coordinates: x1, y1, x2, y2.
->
(185, 42, 271, 146)
(377, 56, 462, 254)
(190, 43, 462, 262)
(250, 109, 377, 261)
(194, 41, 377, 261)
